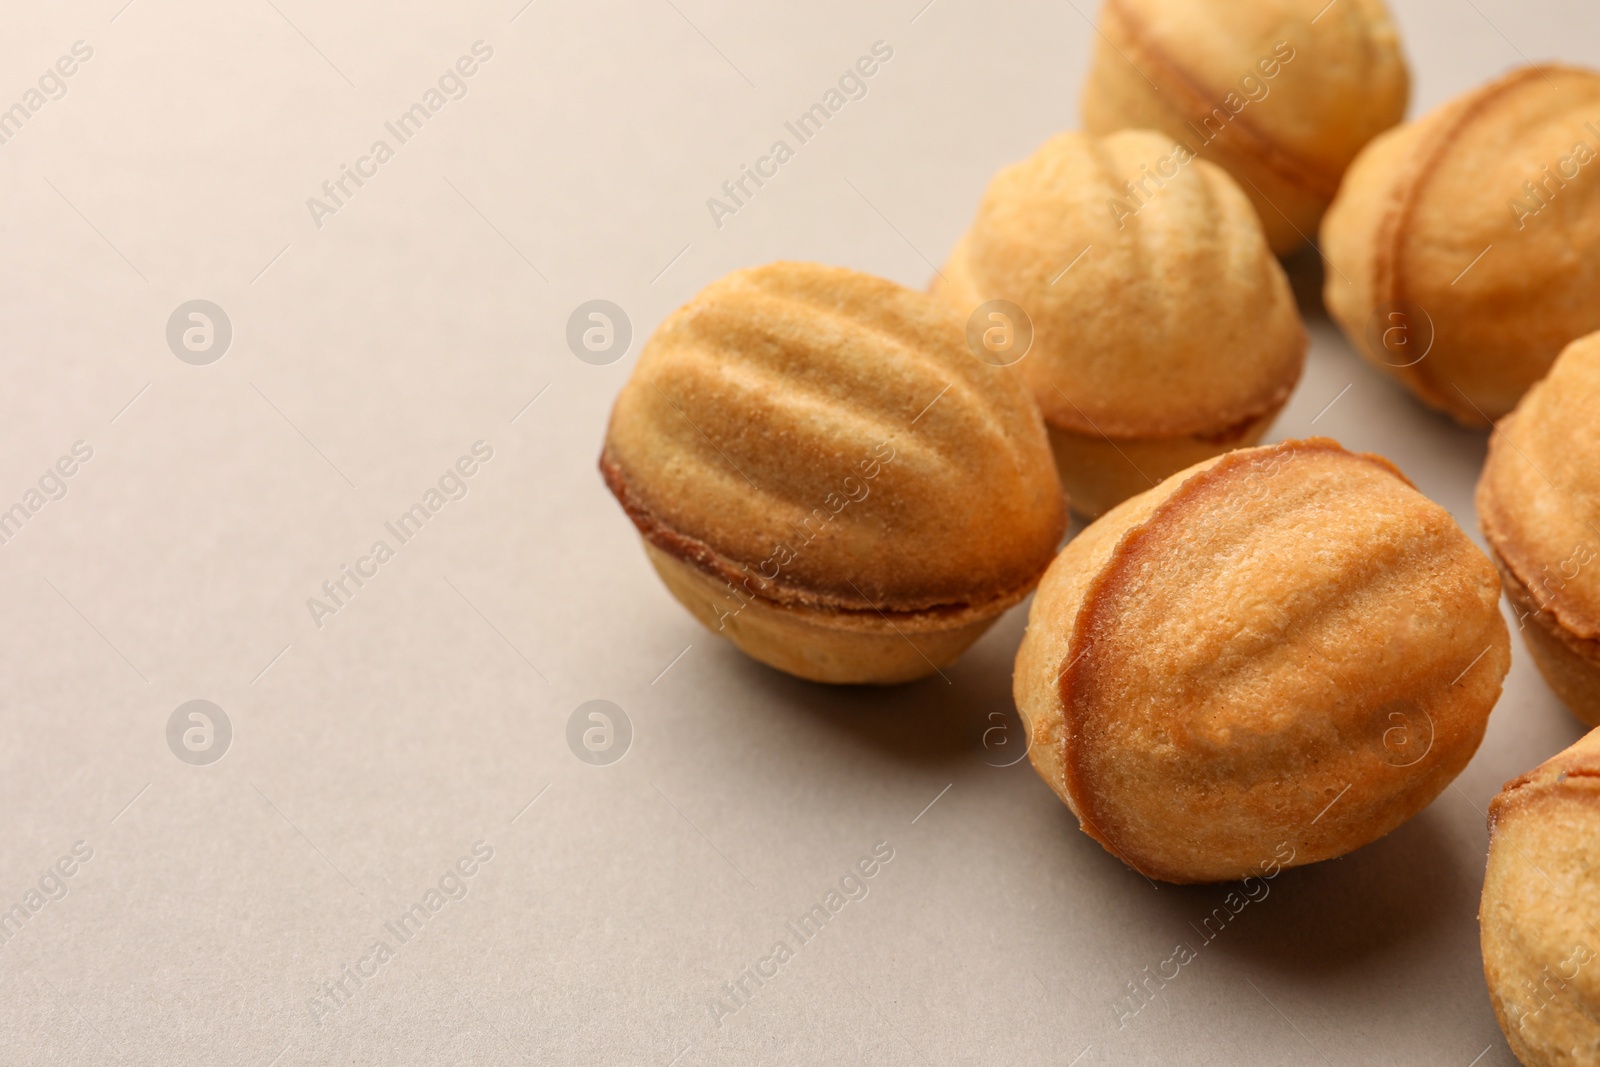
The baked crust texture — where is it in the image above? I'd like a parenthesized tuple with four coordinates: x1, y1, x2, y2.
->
(933, 128, 1305, 516)
(1482, 728, 1600, 1066)
(602, 260, 1067, 630)
(1015, 438, 1509, 883)
(1324, 65, 1600, 425)
(1478, 330, 1600, 724)
(1082, 0, 1409, 253)
(935, 129, 1306, 442)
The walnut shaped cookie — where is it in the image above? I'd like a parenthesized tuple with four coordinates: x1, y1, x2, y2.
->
(602, 262, 1067, 685)
(1081, 0, 1410, 254)
(1481, 728, 1600, 1066)
(934, 128, 1305, 518)
(1478, 330, 1600, 726)
(1324, 65, 1600, 425)
(1014, 438, 1509, 883)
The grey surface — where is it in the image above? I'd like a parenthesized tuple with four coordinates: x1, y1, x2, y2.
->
(1, 0, 1596, 1063)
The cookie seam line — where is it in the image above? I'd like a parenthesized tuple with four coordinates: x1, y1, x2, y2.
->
(1055, 439, 1415, 879)
(1101, 0, 1343, 200)
(1374, 65, 1585, 418)
(599, 448, 1051, 623)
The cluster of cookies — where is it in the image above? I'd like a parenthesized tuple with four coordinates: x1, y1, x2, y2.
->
(600, 1, 1600, 1060)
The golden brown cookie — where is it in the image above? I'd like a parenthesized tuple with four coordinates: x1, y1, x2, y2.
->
(601, 262, 1066, 685)
(1323, 65, 1600, 426)
(1081, 0, 1409, 254)
(933, 128, 1306, 519)
(1482, 728, 1600, 1066)
(1014, 437, 1509, 883)
(1477, 330, 1600, 727)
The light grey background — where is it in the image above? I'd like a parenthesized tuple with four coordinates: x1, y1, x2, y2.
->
(1, 1, 1595, 1063)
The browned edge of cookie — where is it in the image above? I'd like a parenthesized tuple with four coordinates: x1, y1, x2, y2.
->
(1478, 416, 1600, 643)
(1372, 65, 1586, 420)
(1055, 437, 1411, 880)
(1488, 731, 1600, 839)
(599, 447, 1053, 626)
(1481, 727, 1600, 1061)
(1045, 390, 1295, 448)
(1101, 0, 1342, 203)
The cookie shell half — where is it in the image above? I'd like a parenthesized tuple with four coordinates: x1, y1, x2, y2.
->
(603, 262, 1067, 684)
(1015, 437, 1509, 882)
(1477, 330, 1600, 726)
(1482, 729, 1600, 1066)
(935, 129, 1306, 518)
(1082, 0, 1409, 254)
(1324, 65, 1600, 425)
